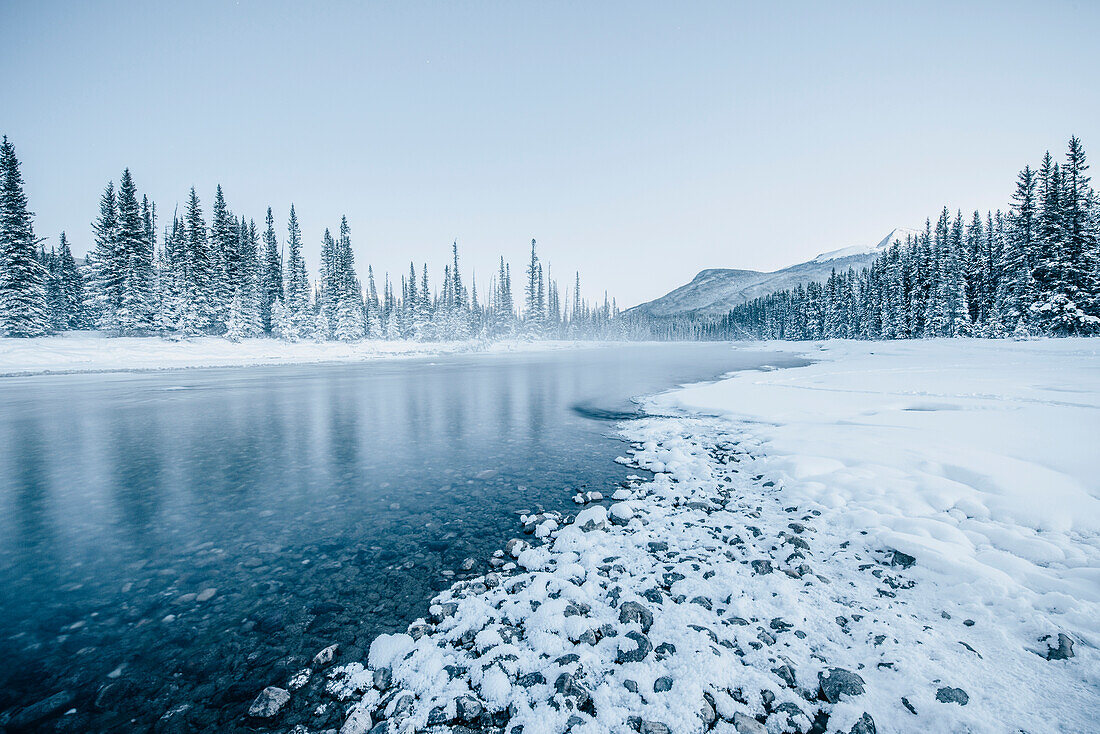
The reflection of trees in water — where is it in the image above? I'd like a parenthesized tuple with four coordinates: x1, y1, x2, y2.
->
(3, 416, 59, 584)
(106, 412, 165, 549)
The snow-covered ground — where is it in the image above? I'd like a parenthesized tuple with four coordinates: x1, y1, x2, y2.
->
(323, 338, 1098, 734)
(0, 332, 605, 376)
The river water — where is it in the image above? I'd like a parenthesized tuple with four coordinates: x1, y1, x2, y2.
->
(0, 343, 794, 732)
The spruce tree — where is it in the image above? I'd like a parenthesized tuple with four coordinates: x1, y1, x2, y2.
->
(182, 187, 211, 335)
(41, 245, 66, 331)
(0, 137, 49, 336)
(115, 168, 150, 332)
(56, 231, 88, 328)
(209, 184, 235, 328)
(89, 181, 121, 329)
(260, 207, 282, 333)
(284, 205, 311, 336)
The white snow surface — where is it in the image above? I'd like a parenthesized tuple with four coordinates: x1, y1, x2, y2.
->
(334, 338, 1097, 734)
(0, 332, 610, 376)
(811, 228, 921, 263)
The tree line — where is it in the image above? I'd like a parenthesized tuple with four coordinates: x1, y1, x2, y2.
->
(3, 135, 1097, 342)
(0, 136, 628, 340)
(645, 137, 1099, 340)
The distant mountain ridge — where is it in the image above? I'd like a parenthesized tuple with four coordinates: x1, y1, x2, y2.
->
(627, 228, 918, 318)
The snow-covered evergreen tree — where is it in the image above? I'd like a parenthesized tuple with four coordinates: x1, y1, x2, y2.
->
(260, 207, 282, 333)
(0, 137, 49, 337)
(55, 231, 88, 328)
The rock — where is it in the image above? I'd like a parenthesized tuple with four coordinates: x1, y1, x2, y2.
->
(616, 631, 653, 663)
(390, 692, 415, 720)
(610, 503, 635, 525)
(888, 549, 916, 568)
(288, 668, 312, 691)
(255, 611, 285, 633)
(690, 595, 712, 610)
(733, 712, 767, 734)
(94, 680, 134, 711)
(517, 672, 546, 687)
(751, 559, 773, 575)
(248, 686, 290, 719)
(773, 702, 808, 729)
(461, 557, 477, 571)
(575, 506, 608, 532)
(618, 601, 654, 633)
(554, 673, 591, 709)
(1045, 633, 1075, 660)
(506, 538, 529, 558)
(429, 603, 458, 623)
(652, 676, 673, 692)
(565, 601, 591, 617)
(373, 666, 393, 690)
(369, 633, 415, 670)
(455, 695, 483, 721)
(312, 644, 340, 670)
(339, 701, 376, 733)
(195, 587, 217, 602)
(9, 690, 76, 728)
(818, 668, 865, 703)
(623, 679, 639, 692)
(850, 712, 876, 734)
(936, 686, 969, 705)
(653, 642, 676, 660)
(647, 541, 668, 552)
(699, 694, 717, 725)
(772, 663, 797, 688)
(627, 719, 671, 734)
(535, 519, 558, 538)
(153, 704, 192, 734)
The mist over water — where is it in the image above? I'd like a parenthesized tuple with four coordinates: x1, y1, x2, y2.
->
(0, 344, 797, 730)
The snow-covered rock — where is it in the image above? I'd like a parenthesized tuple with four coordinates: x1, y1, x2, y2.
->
(367, 633, 413, 671)
(574, 505, 608, 531)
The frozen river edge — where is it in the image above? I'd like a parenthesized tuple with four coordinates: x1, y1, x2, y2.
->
(266, 338, 1100, 734)
(0, 334, 629, 377)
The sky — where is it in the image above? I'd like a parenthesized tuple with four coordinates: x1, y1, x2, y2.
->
(2, 1, 1098, 309)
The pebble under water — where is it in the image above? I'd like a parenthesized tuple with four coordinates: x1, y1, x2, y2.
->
(0, 344, 795, 732)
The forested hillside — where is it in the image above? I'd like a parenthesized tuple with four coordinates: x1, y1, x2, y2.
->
(707, 138, 1099, 339)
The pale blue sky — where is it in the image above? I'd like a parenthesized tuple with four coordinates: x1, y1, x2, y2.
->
(2, 0, 1097, 307)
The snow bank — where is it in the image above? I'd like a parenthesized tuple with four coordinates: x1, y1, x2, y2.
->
(653, 338, 1100, 725)
(321, 338, 1098, 733)
(0, 333, 613, 376)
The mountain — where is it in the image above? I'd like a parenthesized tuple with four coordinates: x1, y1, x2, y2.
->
(627, 228, 919, 318)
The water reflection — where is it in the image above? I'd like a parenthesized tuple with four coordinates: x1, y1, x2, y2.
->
(0, 344, 795, 731)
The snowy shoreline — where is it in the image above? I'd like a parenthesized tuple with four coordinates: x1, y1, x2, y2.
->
(270, 338, 1100, 734)
(0, 334, 639, 377)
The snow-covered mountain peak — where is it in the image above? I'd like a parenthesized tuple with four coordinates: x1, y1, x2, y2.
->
(812, 227, 920, 264)
(628, 228, 920, 318)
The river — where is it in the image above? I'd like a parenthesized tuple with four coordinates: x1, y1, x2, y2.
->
(0, 343, 796, 731)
